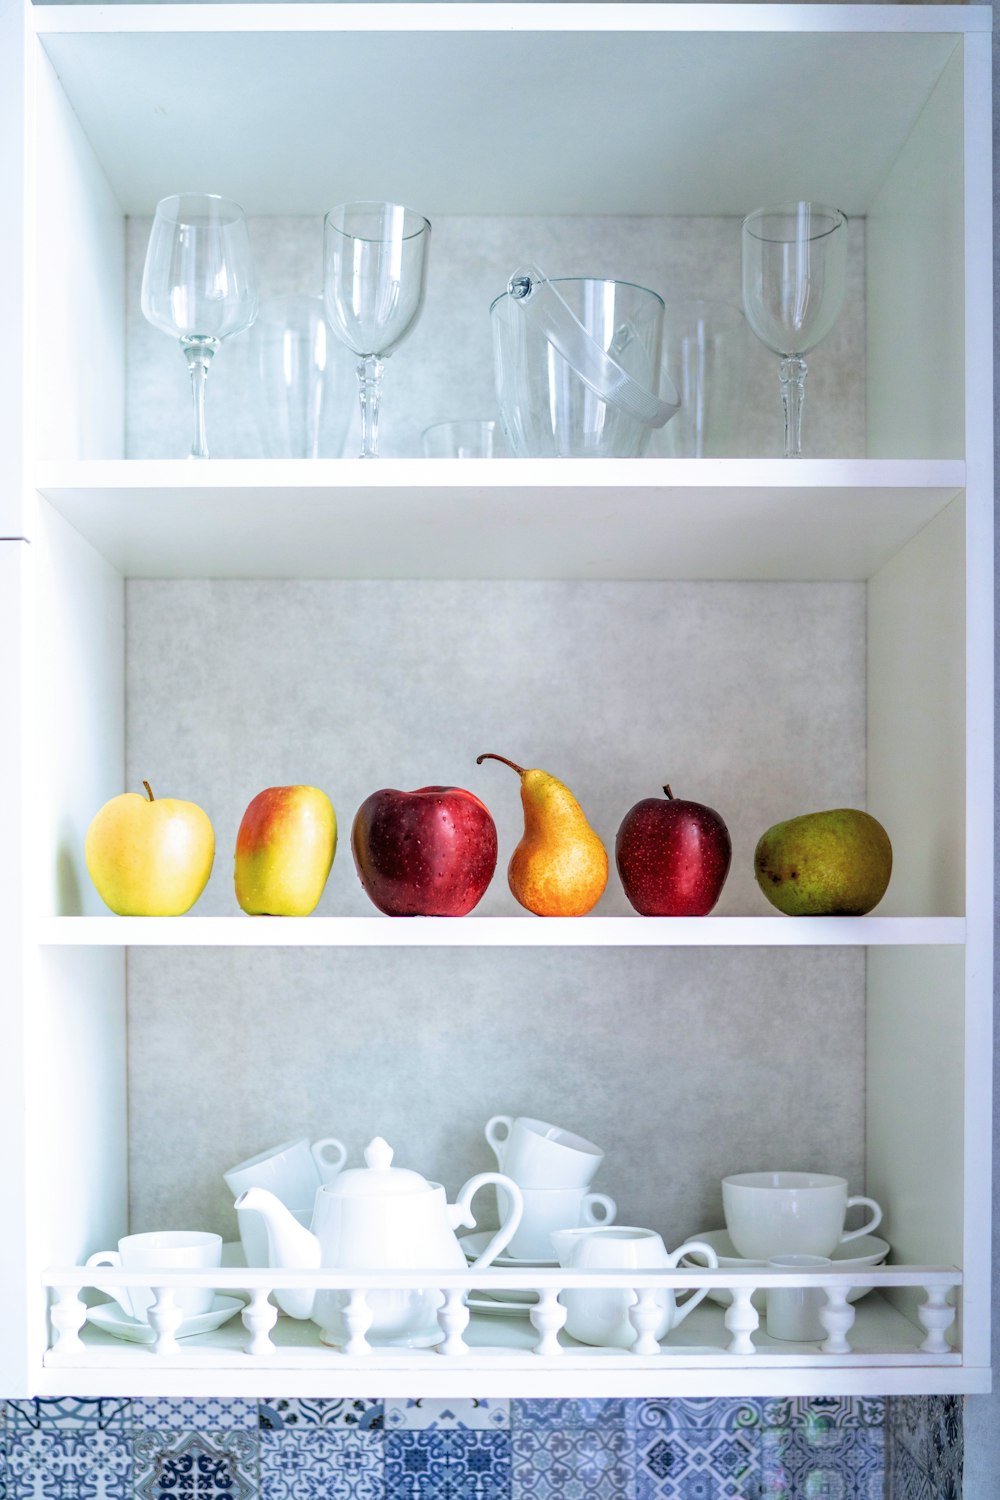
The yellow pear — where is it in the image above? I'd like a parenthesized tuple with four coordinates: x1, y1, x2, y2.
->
(477, 754, 608, 916)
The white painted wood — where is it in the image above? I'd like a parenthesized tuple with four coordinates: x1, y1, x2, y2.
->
(33, 16, 962, 217)
(34, 462, 963, 581)
(866, 43, 965, 458)
(31, 44, 124, 461)
(33, 915, 967, 949)
(0, 0, 27, 536)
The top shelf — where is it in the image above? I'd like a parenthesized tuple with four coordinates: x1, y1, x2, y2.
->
(34, 459, 963, 580)
(32, 6, 973, 216)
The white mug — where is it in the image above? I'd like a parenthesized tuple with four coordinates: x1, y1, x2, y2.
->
(551, 1226, 719, 1348)
(224, 1135, 347, 1206)
(485, 1115, 603, 1189)
(85, 1230, 222, 1323)
(722, 1171, 883, 1260)
(503, 1185, 616, 1261)
(766, 1254, 832, 1342)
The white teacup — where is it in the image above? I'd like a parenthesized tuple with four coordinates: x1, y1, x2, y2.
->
(766, 1254, 832, 1342)
(722, 1171, 883, 1260)
(224, 1135, 348, 1206)
(502, 1185, 616, 1261)
(485, 1115, 603, 1189)
(85, 1230, 222, 1323)
(551, 1226, 719, 1348)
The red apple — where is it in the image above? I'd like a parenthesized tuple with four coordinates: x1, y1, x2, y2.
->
(352, 786, 498, 916)
(616, 784, 732, 916)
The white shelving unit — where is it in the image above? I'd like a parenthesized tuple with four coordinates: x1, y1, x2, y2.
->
(0, 2, 992, 1399)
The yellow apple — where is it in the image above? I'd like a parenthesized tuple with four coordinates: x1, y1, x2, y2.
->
(234, 785, 337, 916)
(85, 781, 215, 916)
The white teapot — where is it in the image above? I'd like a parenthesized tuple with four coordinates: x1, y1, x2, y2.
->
(551, 1225, 719, 1348)
(236, 1136, 523, 1347)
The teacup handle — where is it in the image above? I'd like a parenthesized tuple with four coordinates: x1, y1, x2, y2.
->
(484, 1115, 512, 1170)
(311, 1137, 348, 1183)
(666, 1241, 719, 1326)
(451, 1172, 524, 1268)
(85, 1250, 125, 1310)
(581, 1192, 616, 1226)
(841, 1196, 882, 1244)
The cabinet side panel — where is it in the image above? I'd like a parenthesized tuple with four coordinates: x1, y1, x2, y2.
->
(867, 497, 964, 917)
(31, 501, 125, 917)
(32, 43, 124, 464)
(0, 1, 27, 534)
(866, 947, 965, 1345)
(866, 42, 964, 458)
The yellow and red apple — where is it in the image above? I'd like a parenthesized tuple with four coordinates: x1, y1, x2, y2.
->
(85, 781, 215, 916)
(234, 785, 337, 916)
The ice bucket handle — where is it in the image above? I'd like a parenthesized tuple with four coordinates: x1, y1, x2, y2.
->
(507, 265, 679, 429)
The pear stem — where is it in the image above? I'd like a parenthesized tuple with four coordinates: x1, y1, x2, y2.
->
(663, 785, 673, 800)
(142, 781, 155, 802)
(477, 753, 526, 777)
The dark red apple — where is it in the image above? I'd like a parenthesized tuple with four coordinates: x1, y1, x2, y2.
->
(352, 786, 498, 916)
(616, 785, 732, 916)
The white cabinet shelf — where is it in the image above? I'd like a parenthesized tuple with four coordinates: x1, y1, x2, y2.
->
(36, 916, 967, 948)
(1, 0, 992, 1401)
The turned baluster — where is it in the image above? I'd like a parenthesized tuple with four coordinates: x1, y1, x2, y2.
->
(917, 1287, 956, 1354)
(530, 1288, 566, 1356)
(148, 1288, 183, 1355)
(50, 1287, 87, 1353)
(628, 1287, 663, 1355)
(437, 1289, 470, 1356)
(242, 1289, 278, 1357)
(724, 1286, 759, 1354)
(819, 1284, 855, 1354)
(342, 1289, 374, 1356)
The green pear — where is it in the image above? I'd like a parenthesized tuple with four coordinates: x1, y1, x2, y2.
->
(754, 808, 892, 916)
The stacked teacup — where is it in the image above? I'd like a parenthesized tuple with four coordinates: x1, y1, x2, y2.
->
(484, 1114, 615, 1259)
(225, 1134, 347, 1266)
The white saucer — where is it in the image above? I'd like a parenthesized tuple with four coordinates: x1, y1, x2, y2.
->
(459, 1231, 557, 1268)
(86, 1295, 244, 1344)
(681, 1229, 890, 1309)
(467, 1293, 533, 1318)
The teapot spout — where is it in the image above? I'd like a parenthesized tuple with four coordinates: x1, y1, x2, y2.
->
(235, 1186, 321, 1320)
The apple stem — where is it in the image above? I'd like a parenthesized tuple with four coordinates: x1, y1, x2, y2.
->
(476, 753, 526, 777)
(142, 781, 155, 802)
(663, 785, 674, 800)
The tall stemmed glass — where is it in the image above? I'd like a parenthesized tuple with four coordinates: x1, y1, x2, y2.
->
(741, 202, 847, 458)
(323, 202, 431, 459)
(141, 194, 258, 459)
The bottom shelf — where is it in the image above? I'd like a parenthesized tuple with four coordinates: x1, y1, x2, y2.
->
(41, 1296, 967, 1399)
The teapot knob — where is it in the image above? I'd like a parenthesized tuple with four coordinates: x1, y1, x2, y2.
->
(364, 1137, 394, 1171)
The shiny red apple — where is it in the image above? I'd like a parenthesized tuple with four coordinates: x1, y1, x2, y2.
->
(616, 785, 732, 916)
(352, 786, 498, 916)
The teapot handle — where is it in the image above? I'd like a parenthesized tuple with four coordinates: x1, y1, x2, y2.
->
(665, 1240, 719, 1326)
(450, 1172, 524, 1268)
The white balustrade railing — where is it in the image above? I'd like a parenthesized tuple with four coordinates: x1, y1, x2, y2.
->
(42, 1265, 962, 1361)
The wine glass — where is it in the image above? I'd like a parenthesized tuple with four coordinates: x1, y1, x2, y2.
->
(140, 193, 258, 459)
(741, 202, 847, 457)
(323, 201, 431, 459)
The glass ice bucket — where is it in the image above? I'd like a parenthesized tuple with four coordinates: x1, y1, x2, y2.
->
(491, 273, 674, 458)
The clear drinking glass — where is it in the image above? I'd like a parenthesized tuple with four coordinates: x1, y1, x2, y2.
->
(251, 294, 353, 459)
(140, 193, 258, 459)
(655, 300, 750, 458)
(421, 419, 502, 459)
(323, 202, 431, 459)
(741, 202, 848, 458)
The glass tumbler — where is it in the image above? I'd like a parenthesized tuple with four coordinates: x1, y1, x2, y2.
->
(491, 277, 664, 458)
(252, 293, 353, 459)
(421, 420, 503, 458)
(654, 300, 750, 458)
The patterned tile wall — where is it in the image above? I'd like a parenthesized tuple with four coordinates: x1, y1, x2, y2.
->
(0, 1394, 963, 1499)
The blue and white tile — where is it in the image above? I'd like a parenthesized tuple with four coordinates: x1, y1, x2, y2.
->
(513, 1420, 629, 1500)
(387, 1429, 511, 1500)
(133, 1429, 259, 1500)
(635, 1428, 759, 1500)
(260, 1398, 384, 1431)
(6, 1400, 131, 1433)
(132, 1398, 258, 1430)
(386, 1401, 509, 1432)
(513, 1402, 628, 1434)
(630, 1402, 767, 1438)
(6, 1429, 131, 1500)
(761, 1425, 883, 1500)
(758, 1400, 884, 1433)
(261, 1426, 384, 1500)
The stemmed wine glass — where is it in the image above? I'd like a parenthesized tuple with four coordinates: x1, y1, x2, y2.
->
(740, 202, 847, 458)
(323, 202, 431, 459)
(140, 193, 258, 459)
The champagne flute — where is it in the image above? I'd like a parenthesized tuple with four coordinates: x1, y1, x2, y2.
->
(140, 193, 258, 459)
(323, 201, 431, 459)
(741, 202, 847, 457)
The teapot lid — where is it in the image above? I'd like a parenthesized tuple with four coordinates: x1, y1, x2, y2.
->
(324, 1138, 432, 1197)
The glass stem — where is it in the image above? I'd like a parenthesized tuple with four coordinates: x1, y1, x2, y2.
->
(356, 356, 385, 459)
(779, 356, 808, 459)
(181, 336, 219, 460)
